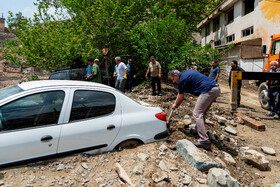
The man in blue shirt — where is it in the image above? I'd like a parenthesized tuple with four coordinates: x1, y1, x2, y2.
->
(169, 69, 220, 150)
(86, 58, 94, 81)
(209, 60, 220, 82)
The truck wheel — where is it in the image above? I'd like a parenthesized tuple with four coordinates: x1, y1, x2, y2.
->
(258, 82, 270, 110)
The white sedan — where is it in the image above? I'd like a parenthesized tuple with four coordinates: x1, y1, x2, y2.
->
(0, 80, 168, 166)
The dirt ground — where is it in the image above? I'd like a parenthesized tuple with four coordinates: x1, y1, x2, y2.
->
(0, 65, 280, 186)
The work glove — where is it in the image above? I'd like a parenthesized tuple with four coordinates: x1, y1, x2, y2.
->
(124, 73, 127, 79)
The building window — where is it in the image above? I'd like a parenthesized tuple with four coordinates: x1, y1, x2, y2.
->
(226, 34, 235, 43)
(226, 7, 234, 25)
(206, 23, 210, 36)
(242, 27, 253, 37)
(213, 17, 220, 32)
(243, 0, 255, 15)
(215, 40, 221, 46)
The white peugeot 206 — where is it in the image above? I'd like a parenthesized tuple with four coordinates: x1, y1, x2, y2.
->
(0, 80, 168, 166)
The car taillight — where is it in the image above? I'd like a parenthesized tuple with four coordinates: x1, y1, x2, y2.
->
(155, 112, 166, 122)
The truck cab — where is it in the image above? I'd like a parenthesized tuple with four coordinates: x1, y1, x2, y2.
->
(258, 34, 280, 109)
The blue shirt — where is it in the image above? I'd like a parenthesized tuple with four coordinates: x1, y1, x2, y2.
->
(86, 65, 92, 78)
(209, 66, 220, 81)
(178, 69, 217, 96)
(127, 64, 131, 74)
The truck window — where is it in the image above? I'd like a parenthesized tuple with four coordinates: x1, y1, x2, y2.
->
(270, 40, 280, 56)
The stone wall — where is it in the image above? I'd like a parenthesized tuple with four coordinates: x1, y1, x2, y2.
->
(0, 18, 5, 32)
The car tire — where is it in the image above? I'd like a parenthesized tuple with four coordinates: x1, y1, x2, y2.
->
(114, 139, 143, 151)
(258, 82, 270, 110)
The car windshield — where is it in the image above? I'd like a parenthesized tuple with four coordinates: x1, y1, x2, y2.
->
(0, 85, 24, 101)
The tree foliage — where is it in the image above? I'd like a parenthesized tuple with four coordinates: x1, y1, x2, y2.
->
(4, 0, 221, 75)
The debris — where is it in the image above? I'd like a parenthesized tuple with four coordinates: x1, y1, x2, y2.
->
(57, 164, 65, 171)
(159, 144, 168, 152)
(235, 113, 265, 131)
(196, 178, 207, 184)
(115, 163, 135, 187)
(261, 147, 276, 156)
(208, 168, 241, 187)
(223, 152, 236, 165)
(176, 139, 219, 172)
(152, 171, 169, 183)
(81, 163, 88, 169)
(182, 175, 192, 185)
(214, 157, 226, 168)
(214, 115, 227, 124)
(133, 163, 144, 175)
(241, 148, 269, 171)
(158, 160, 168, 171)
(224, 126, 238, 136)
(137, 153, 149, 161)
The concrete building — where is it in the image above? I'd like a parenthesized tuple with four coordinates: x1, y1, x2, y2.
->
(197, 0, 280, 72)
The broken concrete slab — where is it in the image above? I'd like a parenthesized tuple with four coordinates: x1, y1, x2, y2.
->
(208, 168, 241, 187)
(176, 139, 219, 172)
(224, 126, 238, 136)
(261, 147, 276, 156)
(241, 149, 269, 171)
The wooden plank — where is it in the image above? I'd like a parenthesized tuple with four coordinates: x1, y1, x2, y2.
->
(235, 113, 266, 131)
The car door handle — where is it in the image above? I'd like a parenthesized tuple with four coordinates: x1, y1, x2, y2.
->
(41, 135, 53, 142)
(107, 125, 115, 130)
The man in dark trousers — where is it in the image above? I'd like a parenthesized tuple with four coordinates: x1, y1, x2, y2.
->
(126, 59, 136, 92)
(229, 60, 244, 107)
(145, 56, 162, 96)
(169, 69, 220, 150)
(266, 61, 280, 119)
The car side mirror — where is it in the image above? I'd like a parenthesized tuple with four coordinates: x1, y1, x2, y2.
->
(262, 45, 267, 55)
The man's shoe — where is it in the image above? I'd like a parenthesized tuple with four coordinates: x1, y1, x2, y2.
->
(158, 93, 162, 96)
(273, 114, 280, 119)
(190, 128, 198, 135)
(193, 142, 211, 151)
(266, 112, 275, 116)
(151, 92, 156, 96)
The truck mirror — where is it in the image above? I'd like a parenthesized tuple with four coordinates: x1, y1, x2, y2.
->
(262, 45, 267, 55)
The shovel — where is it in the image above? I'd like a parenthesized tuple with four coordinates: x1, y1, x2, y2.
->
(167, 93, 179, 125)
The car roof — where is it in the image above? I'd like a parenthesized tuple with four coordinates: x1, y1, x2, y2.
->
(18, 80, 112, 91)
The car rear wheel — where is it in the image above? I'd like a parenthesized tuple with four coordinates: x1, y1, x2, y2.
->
(258, 82, 270, 110)
(114, 139, 143, 151)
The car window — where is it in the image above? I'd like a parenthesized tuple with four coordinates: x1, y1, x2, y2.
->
(0, 91, 65, 132)
(70, 90, 116, 122)
(270, 40, 280, 56)
(49, 71, 68, 80)
(70, 70, 83, 80)
(0, 85, 23, 101)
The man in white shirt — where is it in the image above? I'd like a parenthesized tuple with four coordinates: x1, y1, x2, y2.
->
(115, 56, 128, 93)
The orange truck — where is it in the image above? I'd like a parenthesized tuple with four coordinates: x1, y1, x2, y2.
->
(258, 33, 280, 109)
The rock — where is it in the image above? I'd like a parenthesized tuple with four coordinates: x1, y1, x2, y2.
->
(176, 139, 219, 172)
(40, 176, 46, 180)
(226, 120, 237, 127)
(137, 153, 149, 161)
(196, 178, 207, 184)
(57, 164, 64, 171)
(82, 179, 89, 183)
(183, 119, 192, 126)
(152, 171, 169, 183)
(96, 177, 104, 183)
(81, 163, 88, 169)
(208, 168, 241, 187)
(0, 182, 4, 186)
(275, 184, 280, 187)
(184, 115, 190, 119)
(159, 144, 168, 152)
(170, 167, 178, 171)
(220, 134, 229, 142)
(205, 119, 215, 125)
(261, 147, 276, 156)
(234, 117, 244, 124)
(182, 175, 192, 185)
(241, 149, 269, 171)
(0, 173, 3, 180)
(158, 160, 168, 171)
(207, 130, 217, 142)
(133, 163, 144, 175)
(214, 115, 227, 124)
(214, 157, 226, 168)
(223, 152, 236, 165)
(224, 126, 237, 136)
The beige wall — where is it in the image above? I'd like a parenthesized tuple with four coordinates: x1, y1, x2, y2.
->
(200, 0, 280, 48)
